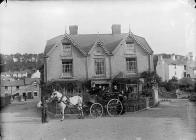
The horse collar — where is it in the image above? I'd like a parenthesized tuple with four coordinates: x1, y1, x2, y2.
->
(58, 95, 64, 103)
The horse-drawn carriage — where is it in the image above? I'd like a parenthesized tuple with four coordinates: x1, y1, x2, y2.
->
(41, 78, 156, 121)
(45, 89, 125, 120)
(83, 88, 126, 118)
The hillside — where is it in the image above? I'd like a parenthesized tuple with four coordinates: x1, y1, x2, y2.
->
(0, 53, 44, 72)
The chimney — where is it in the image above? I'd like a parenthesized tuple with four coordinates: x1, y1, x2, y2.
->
(171, 54, 175, 60)
(111, 24, 121, 34)
(158, 55, 163, 61)
(188, 52, 193, 60)
(69, 25, 78, 35)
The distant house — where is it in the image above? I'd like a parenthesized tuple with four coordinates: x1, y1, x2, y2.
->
(31, 70, 40, 78)
(13, 57, 18, 62)
(0, 78, 40, 100)
(42, 24, 154, 97)
(156, 53, 195, 81)
(1, 70, 32, 80)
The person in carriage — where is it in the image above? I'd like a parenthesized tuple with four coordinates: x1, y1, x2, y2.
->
(89, 83, 99, 95)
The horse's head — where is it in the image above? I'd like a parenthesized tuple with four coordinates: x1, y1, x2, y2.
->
(49, 91, 59, 101)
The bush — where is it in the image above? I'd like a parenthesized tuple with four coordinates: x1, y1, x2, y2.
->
(160, 78, 178, 92)
(140, 71, 162, 87)
(178, 78, 194, 92)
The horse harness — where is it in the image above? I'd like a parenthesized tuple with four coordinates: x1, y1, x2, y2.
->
(57, 95, 70, 105)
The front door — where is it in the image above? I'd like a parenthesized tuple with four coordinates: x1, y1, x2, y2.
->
(126, 84, 138, 99)
(27, 92, 33, 99)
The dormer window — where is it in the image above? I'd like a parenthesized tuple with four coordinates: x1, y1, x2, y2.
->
(125, 35, 135, 54)
(127, 43, 135, 50)
(62, 44, 72, 56)
(62, 38, 72, 56)
(125, 43, 135, 54)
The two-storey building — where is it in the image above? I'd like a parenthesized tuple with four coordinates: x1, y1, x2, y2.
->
(1, 78, 40, 100)
(156, 53, 196, 81)
(43, 25, 154, 96)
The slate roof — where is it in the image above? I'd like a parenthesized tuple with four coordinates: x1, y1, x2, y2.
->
(44, 33, 153, 55)
(1, 78, 40, 87)
(164, 59, 187, 66)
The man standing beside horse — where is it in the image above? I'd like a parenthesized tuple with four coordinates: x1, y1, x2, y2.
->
(41, 96, 48, 123)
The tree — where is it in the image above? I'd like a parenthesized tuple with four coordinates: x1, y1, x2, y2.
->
(140, 71, 162, 86)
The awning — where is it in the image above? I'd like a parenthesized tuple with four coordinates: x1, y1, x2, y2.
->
(113, 72, 139, 79)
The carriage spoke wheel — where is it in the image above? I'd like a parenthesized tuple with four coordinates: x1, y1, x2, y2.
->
(90, 103, 103, 118)
(107, 99, 123, 117)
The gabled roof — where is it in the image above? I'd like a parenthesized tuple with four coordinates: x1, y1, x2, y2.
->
(44, 33, 153, 56)
(44, 35, 64, 55)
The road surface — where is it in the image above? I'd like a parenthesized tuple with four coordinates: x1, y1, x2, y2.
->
(1, 99, 196, 140)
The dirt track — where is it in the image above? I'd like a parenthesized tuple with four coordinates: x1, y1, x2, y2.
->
(1, 99, 196, 140)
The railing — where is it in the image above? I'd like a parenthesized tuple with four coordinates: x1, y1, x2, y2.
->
(125, 97, 154, 112)
(61, 73, 73, 78)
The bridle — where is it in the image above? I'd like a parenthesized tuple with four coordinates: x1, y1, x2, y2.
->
(51, 91, 69, 104)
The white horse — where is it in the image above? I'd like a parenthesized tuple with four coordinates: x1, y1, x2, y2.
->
(49, 91, 84, 121)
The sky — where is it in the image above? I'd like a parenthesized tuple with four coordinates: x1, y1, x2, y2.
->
(0, 0, 196, 57)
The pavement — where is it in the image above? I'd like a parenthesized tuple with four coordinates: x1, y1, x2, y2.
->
(1, 99, 196, 140)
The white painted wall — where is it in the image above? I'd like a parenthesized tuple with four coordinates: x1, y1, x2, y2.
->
(168, 64, 184, 80)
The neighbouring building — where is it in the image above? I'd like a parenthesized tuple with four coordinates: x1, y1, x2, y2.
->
(42, 24, 154, 97)
(156, 53, 196, 81)
(31, 70, 40, 78)
(0, 78, 40, 100)
(1, 70, 32, 80)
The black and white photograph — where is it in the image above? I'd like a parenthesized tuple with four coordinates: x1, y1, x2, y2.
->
(0, 0, 196, 140)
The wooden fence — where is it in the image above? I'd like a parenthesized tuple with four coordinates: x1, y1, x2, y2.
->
(0, 96, 11, 109)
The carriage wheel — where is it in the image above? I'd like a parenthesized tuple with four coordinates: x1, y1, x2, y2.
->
(90, 103, 103, 118)
(107, 99, 123, 116)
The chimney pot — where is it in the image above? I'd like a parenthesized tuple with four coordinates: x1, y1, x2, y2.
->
(111, 24, 121, 34)
(69, 25, 78, 35)
(171, 54, 175, 60)
(158, 55, 163, 61)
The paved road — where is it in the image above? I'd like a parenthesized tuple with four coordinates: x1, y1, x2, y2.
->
(1, 99, 196, 140)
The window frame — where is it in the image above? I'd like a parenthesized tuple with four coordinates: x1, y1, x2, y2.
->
(94, 58, 105, 76)
(34, 92, 38, 96)
(126, 57, 137, 73)
(62, 59, 73, 77)
(126, 43, 135, 54)
(62, 44, 72, 56)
